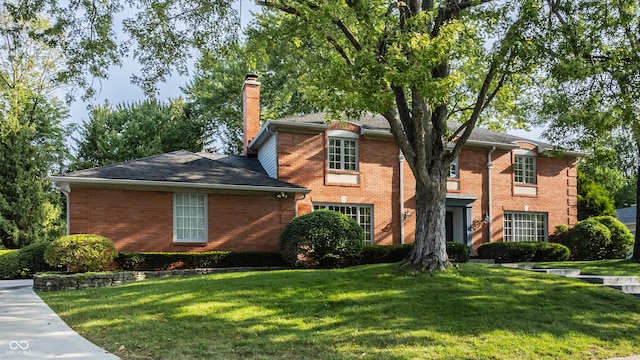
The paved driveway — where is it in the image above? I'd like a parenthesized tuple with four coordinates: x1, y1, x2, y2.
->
(0, 279, 119, 359)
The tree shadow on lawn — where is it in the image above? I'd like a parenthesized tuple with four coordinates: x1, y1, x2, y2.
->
(44, 263, 640, 359)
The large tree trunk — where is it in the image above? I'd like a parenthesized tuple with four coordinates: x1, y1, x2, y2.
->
(404, 162, 451, 272)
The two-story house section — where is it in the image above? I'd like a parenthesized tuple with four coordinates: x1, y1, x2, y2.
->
(52, 74, 581, 255)
(244, 75, 582, 253)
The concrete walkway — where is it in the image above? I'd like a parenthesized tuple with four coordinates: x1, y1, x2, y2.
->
(0, 279, 118, 359)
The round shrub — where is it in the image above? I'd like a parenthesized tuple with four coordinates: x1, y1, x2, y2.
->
(561, 219, 611, 260)
(591, 216, 634, 259)
(45, 234, 118, 272)
(280, 210, 364, 268)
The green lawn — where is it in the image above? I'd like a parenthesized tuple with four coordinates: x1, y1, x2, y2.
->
(535, 259, 640, 276)
(39, 263, 640, 360)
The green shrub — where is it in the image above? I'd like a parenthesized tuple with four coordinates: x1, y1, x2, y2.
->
(359, 244, 413, 264)
(0, 242, 60, 279)
(530, 242, 571, 262)
(477, 242, 570, 263)
(591, 216, 634, 259)
(115, 251, 284, 270)
(45, 234, 118, 272)
(17, 242, 59, 276)
(359, 242, 469, 264)
(559, 219, 612, 260)
(0, 250, 20, 279)
(550, 224, 570, 244)
(446, 242, 470, 263)
(280, 210, 364, 268)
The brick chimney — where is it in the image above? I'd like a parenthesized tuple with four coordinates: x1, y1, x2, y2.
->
(242, 73, 260, 156)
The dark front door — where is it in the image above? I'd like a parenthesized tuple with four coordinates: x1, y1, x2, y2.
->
(445, 211, 453, 242)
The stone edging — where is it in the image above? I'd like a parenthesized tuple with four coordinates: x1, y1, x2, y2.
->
(33, 267, 285, 292)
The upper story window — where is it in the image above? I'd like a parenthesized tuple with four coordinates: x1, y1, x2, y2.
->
(514, 155, 536, 184)
(174, 193, 207, 243)
(449, 156, 459, 178)
(327, 130, 359, 172)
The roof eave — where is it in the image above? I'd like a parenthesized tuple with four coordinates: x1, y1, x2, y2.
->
(249, 120, 329, 149)
(50, 176, 312, 194)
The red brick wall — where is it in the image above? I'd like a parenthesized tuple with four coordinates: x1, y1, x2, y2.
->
(277, 125, 401, 245)
(69, 187, 296, 253)
(278, 127, 578, 252)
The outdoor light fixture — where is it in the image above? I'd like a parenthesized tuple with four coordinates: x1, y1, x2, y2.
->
(276, 192, 288, 199)
(403, 210, 411, 221)
(483, 213, 490, 224)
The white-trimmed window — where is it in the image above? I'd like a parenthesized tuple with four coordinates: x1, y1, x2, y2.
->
(503, 211, 547, 242)
(449, 156, 459, 178)
(328, 138, 357, 171)
(514, 155, 536, 184)
(174, 194, 207, 243)
(313, 204, 373, 244)
(327, 130, 359, 171)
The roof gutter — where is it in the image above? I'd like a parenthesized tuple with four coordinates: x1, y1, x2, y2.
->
(50, 176, 312, 194)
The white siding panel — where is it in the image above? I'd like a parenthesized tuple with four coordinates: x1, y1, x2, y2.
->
(258, 134, 278, 179)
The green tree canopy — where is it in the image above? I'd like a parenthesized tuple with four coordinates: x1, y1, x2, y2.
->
(0, 5, 68, 248)
(72, 99, 208, 170)
(184, 36, 320, 154)
(539, 0, 640, 258)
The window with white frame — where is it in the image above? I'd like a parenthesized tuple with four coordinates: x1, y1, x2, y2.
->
(503, 211, 547, 242)
(514, 155, 536, 184)
(449, 156, 459, 178)
(328, 137, 358, 171)
(313, 204, 373, 244)
(174, 194, 207, 242)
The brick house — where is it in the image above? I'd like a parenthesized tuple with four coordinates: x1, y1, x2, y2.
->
(52, 75, 581, 254)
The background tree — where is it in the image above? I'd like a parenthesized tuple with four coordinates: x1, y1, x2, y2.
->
(0, 6, 68, 248)
(72, 99, 207, 170)
(541, 0, 640, 258)
(576, 170, 617, 220)
(184, 32, 320, 154)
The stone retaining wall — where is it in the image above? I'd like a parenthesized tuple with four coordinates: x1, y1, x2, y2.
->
(33, 267, 284, 291)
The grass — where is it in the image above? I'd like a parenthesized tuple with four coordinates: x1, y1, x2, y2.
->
(39, 263, 640, 360)
(535, 259, 640, 277)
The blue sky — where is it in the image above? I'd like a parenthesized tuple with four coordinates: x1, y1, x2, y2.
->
(67, 0, 543, 141)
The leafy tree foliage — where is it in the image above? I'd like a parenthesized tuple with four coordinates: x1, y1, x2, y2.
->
(72, 99, 208, 170)
(540, 0, 640, 258)
(577, 169, 617, 220)
(0, 5, 67, 248)
(184, 34, 320, 154)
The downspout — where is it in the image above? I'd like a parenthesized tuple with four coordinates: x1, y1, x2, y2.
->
(399, 151, 405, 244)
(54, 182, 71, 235)
(487, 147, 496, 242)
(294, 194, 307, 217)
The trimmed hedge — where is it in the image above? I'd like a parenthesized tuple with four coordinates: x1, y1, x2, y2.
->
(477, 242, 570, 263)
(45, 234, 118, 272)
(115, 251, 285, 270)
(358, 242, 470, 264)
(0, 242, 59, 279)
(557, 219, 611, 260)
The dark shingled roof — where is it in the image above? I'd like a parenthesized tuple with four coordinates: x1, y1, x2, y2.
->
(274, 112, 559, 151)
(617, 206, 637, 225)
(54, 150, 306, 191)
